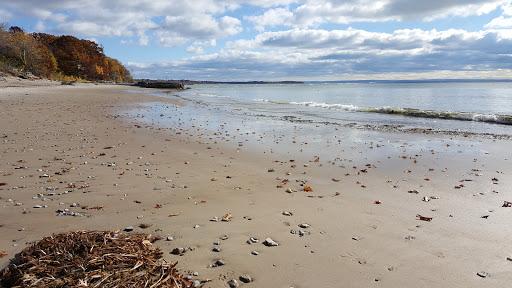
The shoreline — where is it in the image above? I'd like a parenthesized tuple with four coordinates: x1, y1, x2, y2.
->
(1, 84, 511, 287)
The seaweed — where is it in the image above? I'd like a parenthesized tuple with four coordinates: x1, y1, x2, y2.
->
(0, 231, 191, 287)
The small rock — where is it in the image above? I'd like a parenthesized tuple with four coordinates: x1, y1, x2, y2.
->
(247, 237, 259, 244)
(477, 271, 489, 278)
(298, 223, 310, 228)
(212, 246, 221, 252)
(211, 259, 225, 267)
(171, 247, 186, 255)
(227, 279, 239, 288)
(166, 236, 174, 241)
(263, 238, 279, 247)
(251, 250, 259, 255)
(123, 226, 134, 232)
(239, 274, 252, 283)
(282, 211, 293, 216)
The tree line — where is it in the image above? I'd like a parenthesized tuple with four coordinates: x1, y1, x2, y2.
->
(0, 25, 132, 82)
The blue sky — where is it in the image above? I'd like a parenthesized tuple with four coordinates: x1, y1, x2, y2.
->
(1, 0, 512, 80)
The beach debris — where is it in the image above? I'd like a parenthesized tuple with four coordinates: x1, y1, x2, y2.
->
(282, 211, 293, 216)
(0, 183, 6, 187)
(331, 178, 341, 182)
(0, 251, 7, 258)
(263, 238, 279, 247)
(220, 235, 229, 240)
(212, 246, 221, 252)
(408, 190, 419, 194)
(477, 271, 489, 278)
(422, 196, 430, 202)
(405, 235, 416, 240)
(251, 251, 259, 255)
(166, 236, 174, 241)
(506, 256, 512, 261)
(227, 279, 240, 288)
(210, 216, 220, 222)
(502, 201, 512, 207)
(416, 214, 433, 222)
(481, 215, 490, 219)
(222, 213, 233, 222)
(374, 200, 382, 204)
(0, 231, 191, 287)
(56, 209, 84, 217)
(303, 185, 313, 192)
(268, 168, 275, 172)
(239, 274, 253, 283)
(298, 223, 310, 228)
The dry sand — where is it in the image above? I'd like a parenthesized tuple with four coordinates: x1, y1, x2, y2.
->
(0, 82, 511, 287)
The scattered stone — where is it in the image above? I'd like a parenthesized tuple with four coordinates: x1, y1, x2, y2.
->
(212, 246, 221, 252)
(282, 211, 293, 216)
(166, 236, 174, 241)
(239, 274, 253, 283)
(171, 247, 186, 255)
(219, 235, 229, 240)
(227, 279, 240, 288)
(247, 237, 259, 244)
(477, 271, 489, 278)
(263, 238, 279, 247)
(211, 259, 225, 267)
(298, 223, 310, 228)
(123, 226, 134, 232)
(251, 250, 259, 255)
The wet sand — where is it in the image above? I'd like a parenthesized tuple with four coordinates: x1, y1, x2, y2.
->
(1, 83, 511, 287)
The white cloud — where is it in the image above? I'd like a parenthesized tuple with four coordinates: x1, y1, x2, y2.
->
(248, 0, 509, 29)
(245, 8, 294, 31)
(129, 27, 512, 79)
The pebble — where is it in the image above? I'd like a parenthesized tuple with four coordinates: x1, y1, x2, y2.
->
(263, 238, 279, 247)
(227, 279, 240, 288)
(166, 236, 174, 241)
(282, 211, 293, 216)
(123, 226, 134, 232)
(251, 250, 259, 255)
(477, 271, 489, 278)
(212, 246, 221, 252)
(239, 274, 253, 283)
(171, 247, 186, 255)
(247, 237, 259, 244)
(211, 259, 225, 267)
(298, 223, 310, 228)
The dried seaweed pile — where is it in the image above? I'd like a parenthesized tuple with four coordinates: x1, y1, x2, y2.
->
(0, 231, 192, 288)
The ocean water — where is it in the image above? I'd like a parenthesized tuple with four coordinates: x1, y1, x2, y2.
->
(173, 81, 512, 137)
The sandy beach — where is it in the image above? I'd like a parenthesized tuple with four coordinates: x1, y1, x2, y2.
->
(1, 82, 511, 288)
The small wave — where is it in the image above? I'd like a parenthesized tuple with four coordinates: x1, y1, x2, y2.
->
(259, 100, 512, 125)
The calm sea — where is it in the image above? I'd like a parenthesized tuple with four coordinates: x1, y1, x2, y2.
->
(175, 81, 512, 137)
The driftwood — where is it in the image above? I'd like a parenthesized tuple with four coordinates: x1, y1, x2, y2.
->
(0, 231, 191, 288)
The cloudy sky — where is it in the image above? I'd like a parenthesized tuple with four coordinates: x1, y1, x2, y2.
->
(2, 0, 512, 80)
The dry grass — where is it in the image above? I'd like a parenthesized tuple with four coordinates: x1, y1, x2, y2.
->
(0, 231, 192, 288)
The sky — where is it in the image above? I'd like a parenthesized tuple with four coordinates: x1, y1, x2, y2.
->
(1, 0, 512, 81)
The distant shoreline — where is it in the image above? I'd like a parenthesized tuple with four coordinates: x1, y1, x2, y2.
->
(134, 78, 512, 85)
